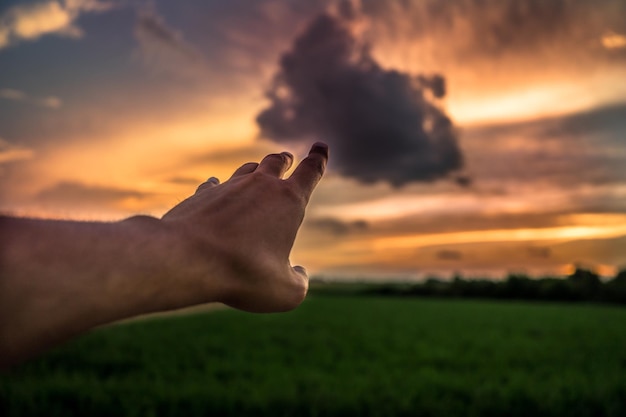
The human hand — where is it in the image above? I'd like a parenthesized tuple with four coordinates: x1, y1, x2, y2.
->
(0, 143, 327, 366)
(161, 142, 328, 313)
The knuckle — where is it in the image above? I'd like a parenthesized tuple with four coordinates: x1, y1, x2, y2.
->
(249, 169, 275, 183)
(239, 162, 257, 170)
(195, 183, 209, 193)
(282, 181, 306, 204)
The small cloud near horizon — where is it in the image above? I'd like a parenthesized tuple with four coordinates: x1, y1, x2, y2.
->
(307, 217, 369, 236)
(436, 249, 463, 261)
(0, 88, 62, 109)
(35, 181, 151, 207)
(0, 138, 35, 164)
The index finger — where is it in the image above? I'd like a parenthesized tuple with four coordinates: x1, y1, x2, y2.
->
(288, 142, 329, 200)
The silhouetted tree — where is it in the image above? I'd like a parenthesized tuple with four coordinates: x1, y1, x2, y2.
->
(537, 278, 577, 301)
(313, 268, 626, 305)
(500, 274, 540, 300)
(613, 268, 626, 284)
(567, 267, 601, 300)
(601, 268, 626, 304)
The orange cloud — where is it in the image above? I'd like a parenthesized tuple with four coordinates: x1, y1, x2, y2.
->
(602, 31, 626, 49)
(0, 0, 113, 49)
(0, 138, 35, 164)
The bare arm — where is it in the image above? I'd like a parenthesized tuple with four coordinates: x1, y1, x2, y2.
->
(0, 142, 328, 368)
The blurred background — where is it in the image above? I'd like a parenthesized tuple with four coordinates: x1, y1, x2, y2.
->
(1, 1, 626, 415)
(1, 0, 625, 279)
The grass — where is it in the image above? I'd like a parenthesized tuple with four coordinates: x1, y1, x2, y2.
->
(2, 296, 626, 416)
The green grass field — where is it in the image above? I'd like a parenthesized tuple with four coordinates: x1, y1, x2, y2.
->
(2, 296, 625, 416)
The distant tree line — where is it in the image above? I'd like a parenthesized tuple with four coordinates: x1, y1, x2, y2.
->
(354, 268, 626, 305)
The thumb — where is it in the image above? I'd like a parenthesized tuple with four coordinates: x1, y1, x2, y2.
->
(288, 265, 309, 307)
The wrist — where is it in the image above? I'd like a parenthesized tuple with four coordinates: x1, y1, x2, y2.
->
(124, 216, 229, 312)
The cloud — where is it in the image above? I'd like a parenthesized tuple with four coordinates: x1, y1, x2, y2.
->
(0, 89, 26, 100)
(0, 0, 114, 50)
(187, 143, 276, 167)
(362, 0, 626, 61)
(527, 247, 551, 259)
(133, 7, 207, 80)
(602, 31, 626, 50)
(166, 176, 202, 186)
(344, 0, 626, 128)
(0, 138, 34, 164)
(307, 217, 368, 236)
(256, 9, 464, 186)
(436, 249, 463, 261)
(463, 102, 626, 188)
(551, 235, 626, 267)
(0, 88, 62, 109)
(36, 181, 150, 206)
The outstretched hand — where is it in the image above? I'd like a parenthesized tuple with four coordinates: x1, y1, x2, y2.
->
(161, 142, 328, 312)
(0, 143, 328, 367)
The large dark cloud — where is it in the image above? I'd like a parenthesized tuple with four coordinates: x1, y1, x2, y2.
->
(256, 11, 463, 186)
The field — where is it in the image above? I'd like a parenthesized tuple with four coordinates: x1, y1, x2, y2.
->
(2, 295, 626, 416)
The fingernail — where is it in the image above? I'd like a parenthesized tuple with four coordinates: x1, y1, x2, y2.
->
(310, 142, 329, 156)
(281, 151, 294, 161)
(208, 177, 220, 184)
(294, 265, 307, 275)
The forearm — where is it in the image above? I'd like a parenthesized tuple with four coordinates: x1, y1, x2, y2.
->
(0, 143, 328, 368)
(0, 215, 222, 368)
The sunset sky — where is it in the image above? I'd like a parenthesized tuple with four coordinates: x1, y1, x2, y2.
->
(1, 0, 625, 279)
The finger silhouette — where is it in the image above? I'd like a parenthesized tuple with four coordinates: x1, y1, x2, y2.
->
(257, 152, 294, 178)
(289, 142, 328, 200)
(195, 176, 220, 193)
(229, 162, 259, 180)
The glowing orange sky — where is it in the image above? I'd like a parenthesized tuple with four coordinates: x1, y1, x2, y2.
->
(1, 0, 625, 278)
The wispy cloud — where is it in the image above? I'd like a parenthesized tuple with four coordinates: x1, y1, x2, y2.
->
(366, 0, 626, 60)
(0, 0, 114, 50)
(35, 181, 150, 207)
(0, 88, 62, 109)
(462, 103, 626, 189)
(307, 217, 369, 236)
(133, 7, 207, 80)
(602, 31, 626, 50)
(0, 138, 35, 164)
(436, 249, 463, 261)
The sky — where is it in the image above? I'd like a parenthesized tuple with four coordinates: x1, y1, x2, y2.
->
(1, 0, 625, 280)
